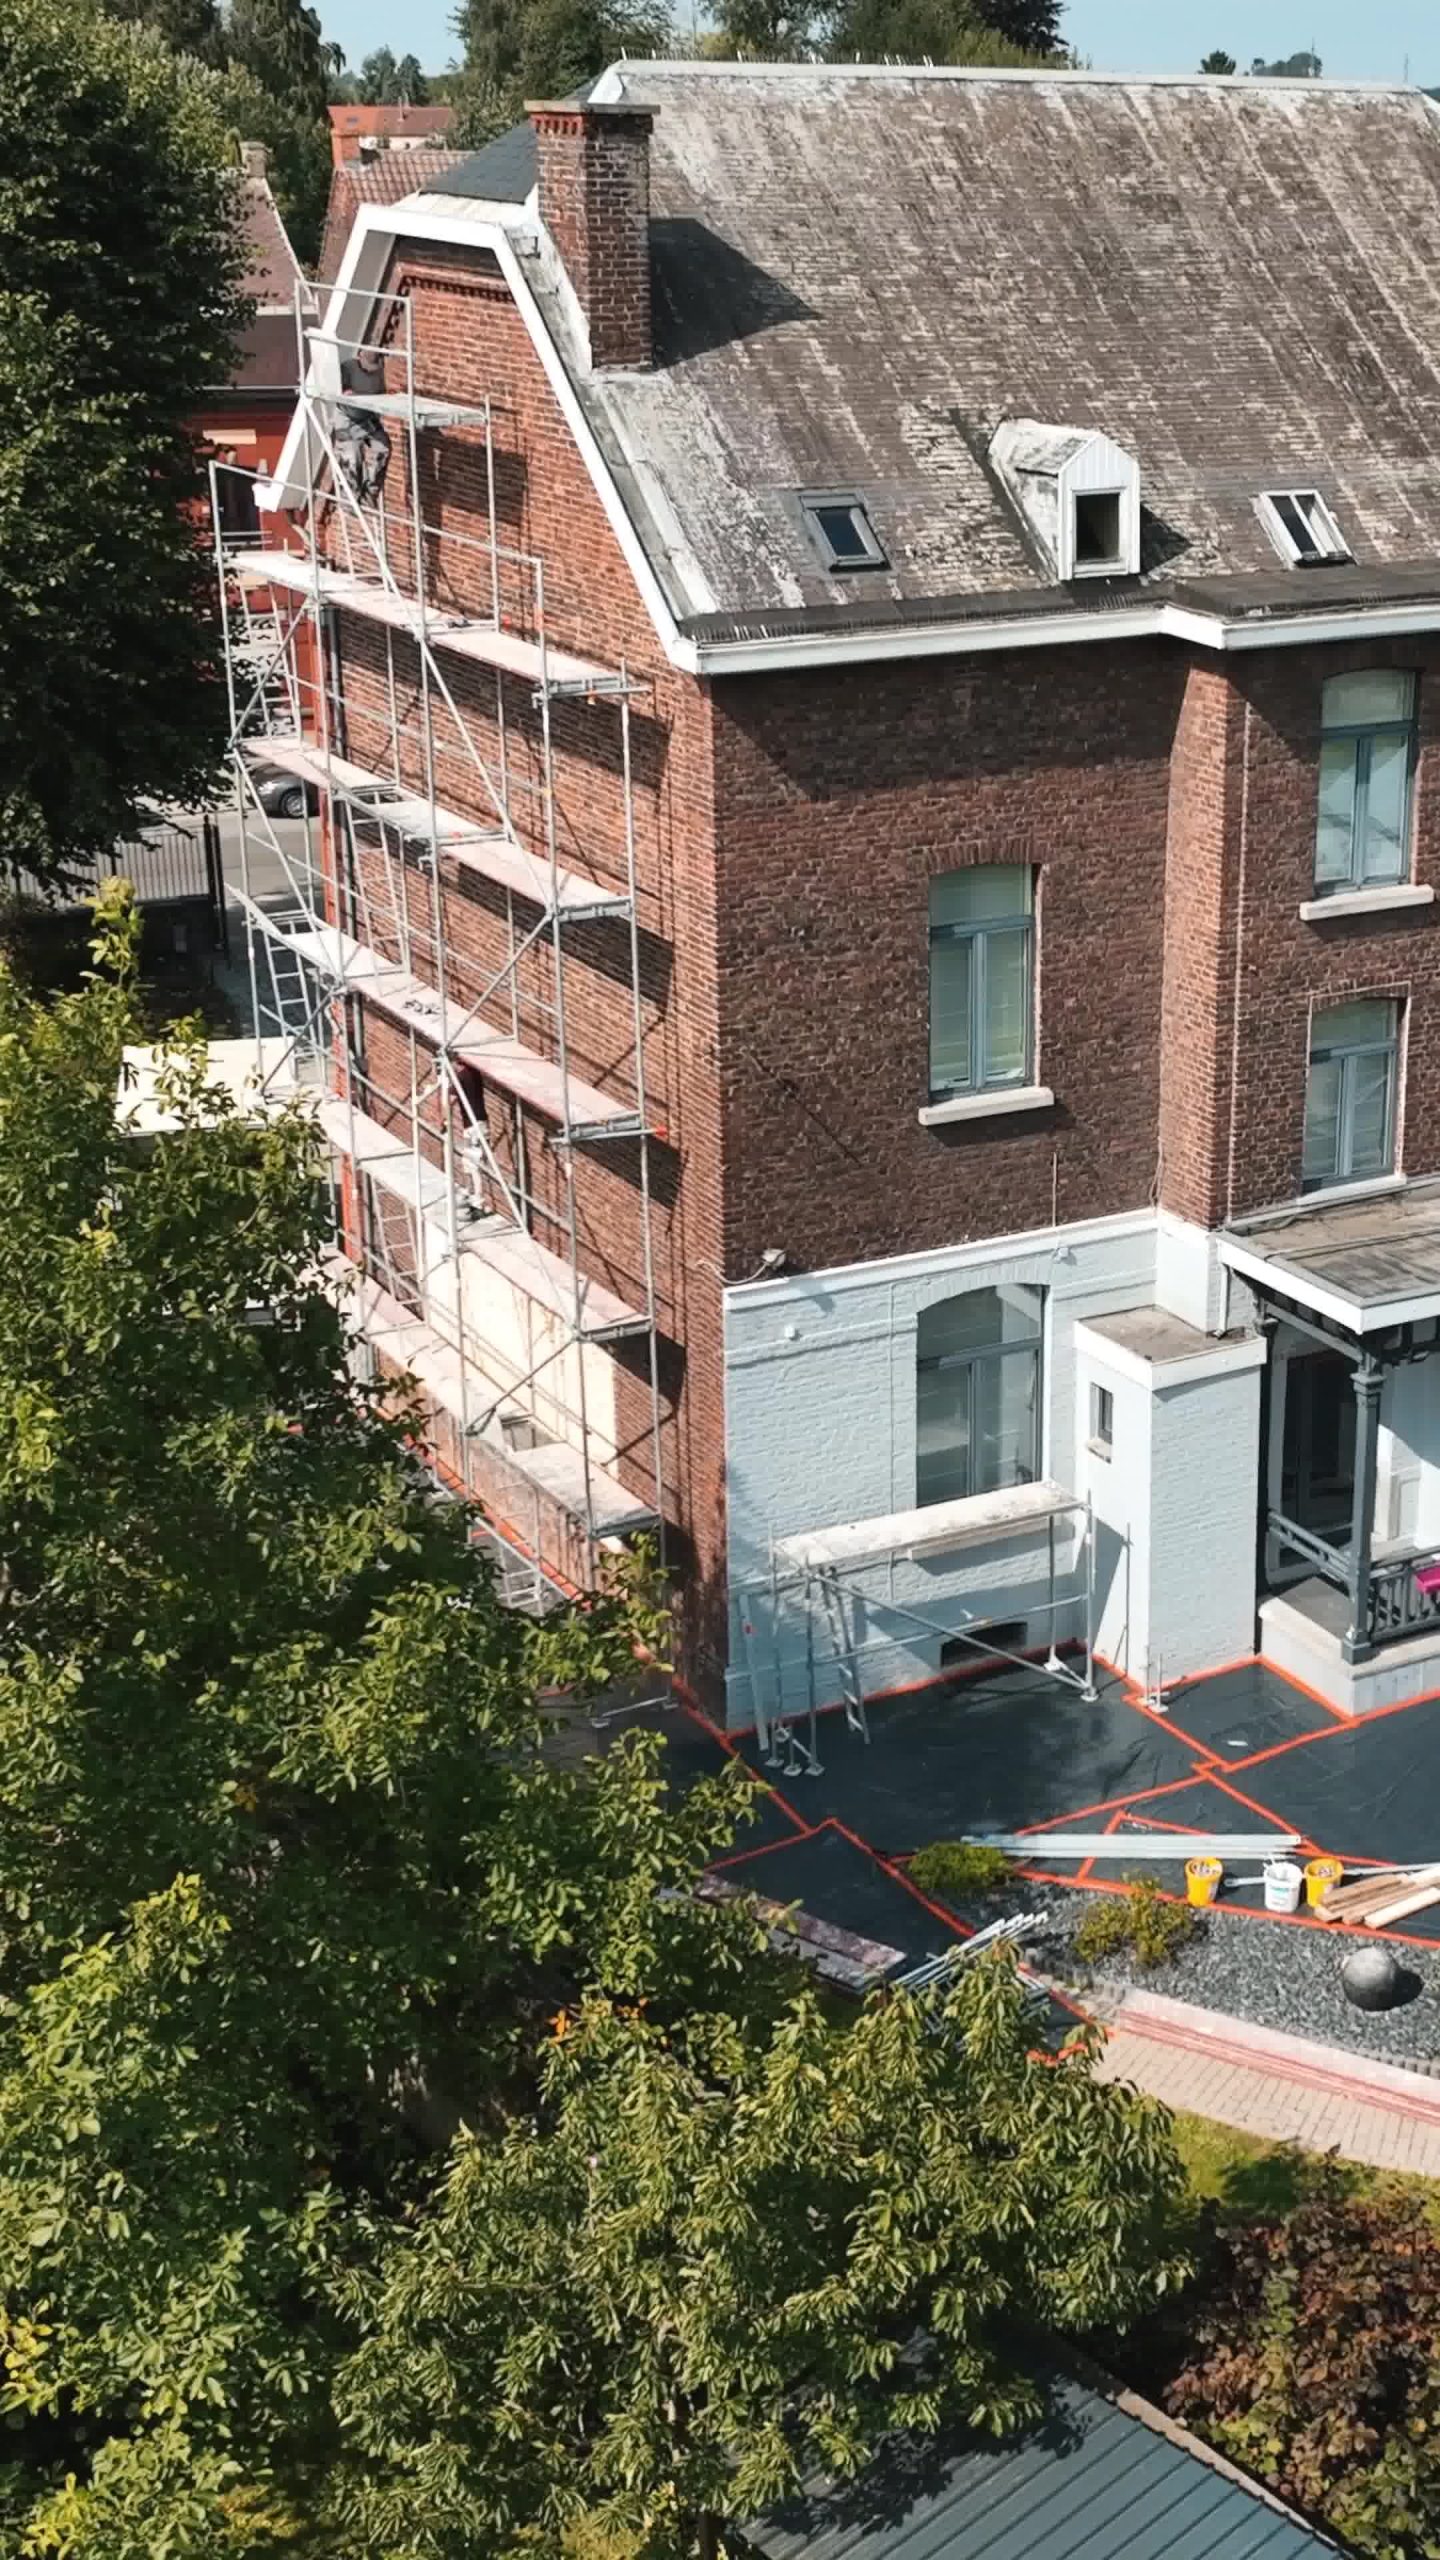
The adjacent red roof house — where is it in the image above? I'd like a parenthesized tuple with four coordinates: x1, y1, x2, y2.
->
(318, 144, 469, 287)
(195, 142, 313, 541)
(327, 103, 456, 167)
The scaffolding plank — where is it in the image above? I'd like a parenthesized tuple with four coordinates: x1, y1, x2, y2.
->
(331, 1260, 655, 1537)
(242, 735, 625, 917)
(233, 550, 622, 695)
(326, 390, 482, 428)
(317, 1095, 646, 1336)
(775, 1480, 1086, 1573)
(262, 918, 640, 1135)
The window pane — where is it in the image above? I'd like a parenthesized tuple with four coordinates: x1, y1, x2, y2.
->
(928, 937, 973, 1094)
(917, 1361, 970, 1505)
(1322, 671, 1415, 731)
(1303, 1054, 1342, 1187)
(1273, 493, 1314, 553)
(1359, 731, 1410, 883)
(1315, 737, 1358, 884)
(971, 1347, 1039, 1494)
(1346, 1049, 1394, 1178)
(929, 866, 1030, 928)
(1313, 998, 1395, 1052)
(918, 1287, 1041, 1362)
(981, 926, 1030, 1086)
(814, 505, 869, 561)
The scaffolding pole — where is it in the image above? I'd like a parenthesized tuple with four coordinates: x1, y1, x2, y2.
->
(208, 278, 667, 1594)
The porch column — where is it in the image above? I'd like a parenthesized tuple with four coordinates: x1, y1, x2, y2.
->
(1343, 1356, 1383, 1664)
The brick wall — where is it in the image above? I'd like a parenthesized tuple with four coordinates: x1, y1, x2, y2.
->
(709, 642, 1184, 1279)
(530, 105, 653, 372)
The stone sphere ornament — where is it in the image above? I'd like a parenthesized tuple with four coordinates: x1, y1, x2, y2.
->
(1340, 1942, 1405, 2012)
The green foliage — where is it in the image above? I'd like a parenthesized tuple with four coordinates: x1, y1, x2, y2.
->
(1251, 49, 1321, 76)
(333, 1959, 1189, 2557)
(100, 0, 228, 63)
(906, 1840, 1014, 1900)
(1074, 1878, 1195, 1972)
(226, 0, 330, 125)
(0, 0, 248, 883)
(1199, 47, 1235, 71)
(356, 43, 429, 98)
(825, 0, 1049, 57)
(1132, 2180, 1440, 2559)
(0, 903, 762, 2554)
(205, 56, 331, 260)
(453, 0, 671, 129)
(966, 0, 1062, 47)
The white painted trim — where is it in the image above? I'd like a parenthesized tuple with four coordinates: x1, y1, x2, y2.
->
(918, 1083, 1054, 1126)
(600, 59, 1411, 89)
(258, 201, 696, 675)
(690, 596, 1440, 676)
(1073, 1317, 1267, 1391)
(723, 1204, 1156, 1310)
(1298, 883, 1436, 922)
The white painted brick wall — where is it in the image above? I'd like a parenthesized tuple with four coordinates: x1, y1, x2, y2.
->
(1147, 1365, 1261, 1677)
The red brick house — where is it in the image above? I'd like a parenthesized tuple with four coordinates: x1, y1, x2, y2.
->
(318, 143, 468, 288)
(195, 143, 311, 540)
(327, 103, 456, 167)
(237, 66, 1440, 1728)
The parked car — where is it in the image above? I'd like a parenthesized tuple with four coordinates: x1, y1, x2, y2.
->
(252, 763, 319, 822)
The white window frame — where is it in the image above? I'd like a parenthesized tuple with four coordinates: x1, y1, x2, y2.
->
(1257, 489, 1352, 568)
(1313, 672, 1417, 895)
(1088, 1381, 1114, 1459)
(1301, 1000, 1401, 1193)
(916, 1289, 1044, 1508)
(927, 868, 1035, 1101)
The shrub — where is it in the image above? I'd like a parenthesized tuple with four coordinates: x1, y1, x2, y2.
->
(907, 1840, 1015, 1900)
(1122, 2183, 1440, 2558)
(1075, 1877, 1194, 1971)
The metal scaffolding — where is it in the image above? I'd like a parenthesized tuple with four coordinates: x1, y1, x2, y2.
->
(731, 1485, 1098, 1775)
(210, 281, 666, 1594)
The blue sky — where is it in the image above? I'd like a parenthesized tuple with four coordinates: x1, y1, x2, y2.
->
(323, 0, 1437, 96)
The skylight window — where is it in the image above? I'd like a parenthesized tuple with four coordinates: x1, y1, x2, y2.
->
(1258, 489, 1352, 568)
(800, 494, 886, 573)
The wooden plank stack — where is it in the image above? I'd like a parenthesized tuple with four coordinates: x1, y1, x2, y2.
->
(1315, 1863, 1440, 1928)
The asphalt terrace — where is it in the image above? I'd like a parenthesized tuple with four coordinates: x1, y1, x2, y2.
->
(650, 1658, 1440, 1976)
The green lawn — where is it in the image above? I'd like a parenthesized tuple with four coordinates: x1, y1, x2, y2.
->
(1170, 2106, 1438, 2213)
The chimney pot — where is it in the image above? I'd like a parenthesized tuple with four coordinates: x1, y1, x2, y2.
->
(240, 139, 270, 179)
(527, 101, 654, 372)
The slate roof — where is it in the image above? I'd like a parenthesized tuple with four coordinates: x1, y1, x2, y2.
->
(319, 145, 470, 281)
(426, 117, 537, 204)
(222, 168, 312, 396)
(747, 2367, 1344, 2560)
(500, 66, 1440, 630)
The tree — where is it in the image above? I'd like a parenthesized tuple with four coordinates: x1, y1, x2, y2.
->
(357, 41, 430, 98)
(0, 0, 247, 885)
(967, 0, 1063, 52)
(826, 0, 1045, 68)
(1123, 2180, 1440, 2560)
(1250, 48, 1320, 75)
(0, 899, 761, 2555)
(1199, 46, 1235, 70)
(335, 1965, 1189, 2558)
(101, 0, 228, 63)
(226, 0, 330, 126)
(454, 0, 671, 119)
(206, 55, 332, 259)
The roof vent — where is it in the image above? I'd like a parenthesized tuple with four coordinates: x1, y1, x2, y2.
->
(989, 420, 1142, 582)
(1257, 489, 1352, 568)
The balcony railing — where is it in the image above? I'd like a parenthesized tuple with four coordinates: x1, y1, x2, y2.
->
(1269, 1507, 1440, 1652)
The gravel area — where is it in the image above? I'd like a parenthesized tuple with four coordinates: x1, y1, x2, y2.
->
(940, 1878, 1440, 2068)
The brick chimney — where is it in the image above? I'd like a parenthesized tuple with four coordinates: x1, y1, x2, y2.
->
(239, 139, 270, 179)
(528, 102, 654, 372)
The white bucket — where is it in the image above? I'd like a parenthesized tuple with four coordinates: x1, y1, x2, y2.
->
(1263, 1859, 1303, 1914)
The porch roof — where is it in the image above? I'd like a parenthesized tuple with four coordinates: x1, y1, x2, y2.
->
(1221, 1179, 1440, 1334)
(773, 1478, 1084, 1575)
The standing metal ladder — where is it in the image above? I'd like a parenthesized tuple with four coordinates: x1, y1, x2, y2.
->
(815, 1566, 870, 1742)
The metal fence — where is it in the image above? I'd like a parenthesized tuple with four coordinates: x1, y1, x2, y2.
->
(4, 814, 227, 954)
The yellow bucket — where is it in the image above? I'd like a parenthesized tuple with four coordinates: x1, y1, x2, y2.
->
(1305, 1856, 1344, 1909)
(1186, 1856, 1223, 1907)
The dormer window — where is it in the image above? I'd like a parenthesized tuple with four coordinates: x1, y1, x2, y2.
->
(988, 421, 1142, 584)
(800, 493, 886, 573)
(1258, 489, 1351, 568)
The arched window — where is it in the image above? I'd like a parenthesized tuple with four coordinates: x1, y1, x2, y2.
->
(916, 1286, 1042, 1508)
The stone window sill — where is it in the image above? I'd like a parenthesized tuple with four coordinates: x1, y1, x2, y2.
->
(1299, 883, 1435, 923)
(918, 1085, 1054, 1128)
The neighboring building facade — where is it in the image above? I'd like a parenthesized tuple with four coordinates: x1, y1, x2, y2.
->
(318, 144, 469, 288)
(195, 143, 311, 539)
(327, 103, 456, 166)
(243, 67, 1440, 1732)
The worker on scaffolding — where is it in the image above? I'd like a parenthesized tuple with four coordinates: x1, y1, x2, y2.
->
(334, 351, 391, 507)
